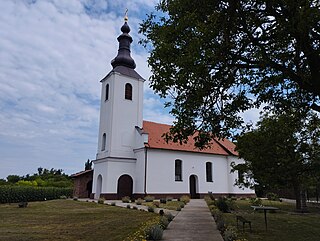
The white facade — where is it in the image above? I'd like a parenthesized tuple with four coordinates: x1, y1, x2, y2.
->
(91, 20, 255, 199)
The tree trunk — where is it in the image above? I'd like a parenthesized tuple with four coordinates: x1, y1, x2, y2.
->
(300, 188, 308, 212)
(293, 183, 302, 211)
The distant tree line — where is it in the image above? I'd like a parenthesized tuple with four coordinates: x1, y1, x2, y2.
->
(0, 167, 73, 188)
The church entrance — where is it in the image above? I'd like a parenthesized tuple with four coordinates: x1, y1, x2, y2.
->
(86, 180, 93, 198)
(117, 174, 133, 199)
(189, 175, 199, 199)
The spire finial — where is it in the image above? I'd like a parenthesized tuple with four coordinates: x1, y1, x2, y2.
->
(124, 8, 128, 22)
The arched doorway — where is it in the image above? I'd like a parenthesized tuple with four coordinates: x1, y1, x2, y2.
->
(95, 175, 102, 199)
(189, 175, 199, 199)
(117, 174, 133, 199)
(86, 180, 93, 198)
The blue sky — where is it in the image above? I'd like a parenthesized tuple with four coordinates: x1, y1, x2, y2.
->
(0, 0, 259, 179)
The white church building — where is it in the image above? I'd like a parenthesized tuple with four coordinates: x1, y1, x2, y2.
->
(91, 19, 255, 200)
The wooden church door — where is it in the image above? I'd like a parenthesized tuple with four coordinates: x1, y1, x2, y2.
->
(117, 174, 133, 199)
(189, 175, 199, 199)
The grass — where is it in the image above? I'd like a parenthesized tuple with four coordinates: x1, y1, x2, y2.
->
(142, 200, 185, 210)
(219, 199, 320, 241)
(0, 199, 158, 241)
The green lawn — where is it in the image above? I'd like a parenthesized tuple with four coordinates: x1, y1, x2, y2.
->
(0, 199, 158, 241)
(222, 200, 320, 241)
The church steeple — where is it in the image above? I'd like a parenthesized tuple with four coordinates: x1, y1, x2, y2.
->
(111, 14, 136, 69)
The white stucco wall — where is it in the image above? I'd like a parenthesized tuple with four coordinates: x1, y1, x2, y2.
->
(145, 148, 254, 195)
(96, 72, 144, 160)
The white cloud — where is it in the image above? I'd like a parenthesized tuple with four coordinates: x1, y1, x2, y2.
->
(0, 0, 169, 178)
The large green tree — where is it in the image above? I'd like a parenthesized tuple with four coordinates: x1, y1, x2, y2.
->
(234, 109, 320, 211)
(140, 0, 320, 146)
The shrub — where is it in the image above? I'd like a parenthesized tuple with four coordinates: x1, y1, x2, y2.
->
(146, 225, 163, 240)
(180, 195, 190, 204)
(250, 197, 262, 206)
(130, 198, 136, 203)
(159, 216, 169, 230)
(164, 212, 174, 222)
(160, 198, 166, 204)
(224, 226, 238, 241)
(122, 196, 130, 203)
(126, 204, 131, 209)
(136, 198, 143, 205)
(266, 192, 279, 201)
(216, 218, 225, 232)
(212, 209, 223, 222)
(216, 197, 229, 213)
(176, 207, 181, 211)
(98, 198, 105, 204)
(73, 197, 78, 201)
(132, 206, 138, 210)
(144, 195, 155, 202)
(180, 203, 185, 208)
(0, 186, 73, 203)
(148, 206, 155, 212)
(153, 201, 160, 208)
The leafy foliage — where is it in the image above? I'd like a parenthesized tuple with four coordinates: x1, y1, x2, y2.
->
(0, 186, 72, 203)
(140, 0, 320, 146)
(234, 109, 320, 210)
(3, 167, 73, 188)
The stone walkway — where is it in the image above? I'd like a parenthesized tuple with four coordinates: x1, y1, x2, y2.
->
(162, 199, 223, 241)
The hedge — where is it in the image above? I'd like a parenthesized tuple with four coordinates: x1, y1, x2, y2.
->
(0, 186, 73, 203)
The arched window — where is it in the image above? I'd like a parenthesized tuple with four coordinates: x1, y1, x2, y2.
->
(175, 159, 182, 181)
(105, 84, 109, 101)
(101, 133, 106, 151)
(206, 162, 213, 182)
(125, 83, 132, 100)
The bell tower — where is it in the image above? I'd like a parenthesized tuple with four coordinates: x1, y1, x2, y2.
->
(96, 17, 144, 161)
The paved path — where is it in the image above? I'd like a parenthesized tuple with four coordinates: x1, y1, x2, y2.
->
(162, 199, 223, 241)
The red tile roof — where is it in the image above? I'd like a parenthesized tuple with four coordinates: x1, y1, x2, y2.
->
(142, 121, 238, 156)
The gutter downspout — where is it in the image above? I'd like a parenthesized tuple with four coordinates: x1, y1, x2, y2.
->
(144, 144, 149, 195)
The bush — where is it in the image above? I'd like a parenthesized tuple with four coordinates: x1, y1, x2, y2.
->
(216, 218, 225, 232)
(146, 225, 163, 240)
(224, 226, 238, 241)
(164, 212, 174, 222)
(180, 203, 185, 208)
(159, 216, 169, 230)
(126, 204, 131, 209)
(0, 186, 73, 203)
(122, 196, 130, 203)
(73, 197, 78, 201)
(98, 198, 105, 204)
(132, 206, 138, 210)
(250, 197, 262, 206)
(266, 192, 279, 201)
(180, 195, 190, 204)
(160, 198, 166, 204)
(136, 198, 143, 205)
(148, 206, 155, 212)
(215, 197, 229, 213)
(176, 207, 181, 211)
(144, 195, 155, 202)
